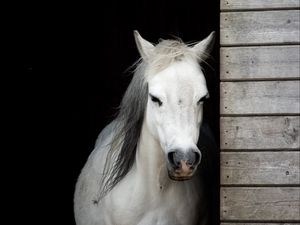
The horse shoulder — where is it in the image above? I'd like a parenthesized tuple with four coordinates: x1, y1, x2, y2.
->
(74, 121, 118, 225)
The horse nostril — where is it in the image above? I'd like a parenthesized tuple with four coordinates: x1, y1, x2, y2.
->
(187, 151, 201, 166)
(168, 151, 180, 168)
(168, 151, 175, 166)
(194, 151, 201, 165)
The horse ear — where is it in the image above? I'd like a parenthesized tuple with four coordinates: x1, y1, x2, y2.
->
(134, 30, 154, 60)
(192, 31, 216, 61)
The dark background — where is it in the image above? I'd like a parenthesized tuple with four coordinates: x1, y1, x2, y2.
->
(22, 0, 219, 224)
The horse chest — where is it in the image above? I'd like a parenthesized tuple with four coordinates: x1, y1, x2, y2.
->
(106, 181, 199, 225)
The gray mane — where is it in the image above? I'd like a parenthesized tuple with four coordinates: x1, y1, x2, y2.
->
(99, 38, 202, 199)
(99, 61, 148, 199)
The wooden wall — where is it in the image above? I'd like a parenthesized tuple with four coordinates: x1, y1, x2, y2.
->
(219, 1, 300, 224)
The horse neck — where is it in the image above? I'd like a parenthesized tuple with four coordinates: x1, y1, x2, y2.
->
(135, 121, 169, 189)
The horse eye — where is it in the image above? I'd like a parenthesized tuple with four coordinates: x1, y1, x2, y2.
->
(150, 94, 162, 106)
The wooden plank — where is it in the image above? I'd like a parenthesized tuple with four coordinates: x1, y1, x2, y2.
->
(220, 46, 300, 80)
(221, 0, 300, 11)
(220, 10, 300, 45)
(220, 81, 300, 114)
(220, 116, 300, 149)
(221, 187, 300, 221)
(221, 152, 300, 185)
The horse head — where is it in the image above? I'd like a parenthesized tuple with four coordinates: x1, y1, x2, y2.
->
(134, 31, 215, 181)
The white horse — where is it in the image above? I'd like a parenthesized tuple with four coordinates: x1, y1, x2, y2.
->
(74, 30, 215, 225)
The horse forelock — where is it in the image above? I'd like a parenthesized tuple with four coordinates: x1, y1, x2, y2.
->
(146, 39, 206, 75)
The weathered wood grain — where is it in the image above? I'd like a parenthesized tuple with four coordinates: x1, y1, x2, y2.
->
(220, 46, 300, 80)
(220, 81, 300, 114)
(220, 10, 300, 45)
(221, 152, 300, 185)
(220, 116, 300, 149)
(221, 187, 300, 221)
(221, 0, 300, 10)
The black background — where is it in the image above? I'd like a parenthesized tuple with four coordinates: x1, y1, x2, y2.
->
(22, 0, 219, 224)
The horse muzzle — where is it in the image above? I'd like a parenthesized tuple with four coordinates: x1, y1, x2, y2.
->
(167, 149, 201, 181)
